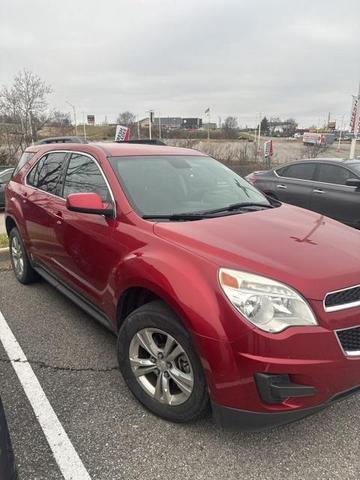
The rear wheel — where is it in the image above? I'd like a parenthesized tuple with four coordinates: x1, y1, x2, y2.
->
(117, 301, 209, 423)
(9, 228, 38, 284)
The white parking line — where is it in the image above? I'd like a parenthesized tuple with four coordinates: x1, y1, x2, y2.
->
(0, 310, 91, 480)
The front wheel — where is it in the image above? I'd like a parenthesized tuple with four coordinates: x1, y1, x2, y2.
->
(117, 301, 209, 423)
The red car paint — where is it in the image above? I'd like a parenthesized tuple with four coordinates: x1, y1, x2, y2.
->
(5, 142, 360, 428)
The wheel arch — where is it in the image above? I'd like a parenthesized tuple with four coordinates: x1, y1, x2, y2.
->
(5, 215, 17, 237)
(116, 285, 187, 334)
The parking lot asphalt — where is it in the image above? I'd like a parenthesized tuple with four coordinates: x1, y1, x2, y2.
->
(0, 263, 360, 479)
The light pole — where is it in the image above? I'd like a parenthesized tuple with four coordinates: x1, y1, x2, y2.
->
(350, 82, 360, 159)
(337, 113, 346, 151)
(257, 113, 262, 156)
(146, 110, 154, 140)
(66, 101, 77, 136)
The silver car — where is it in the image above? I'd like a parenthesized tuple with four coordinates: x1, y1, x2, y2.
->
(0, 169, 14, 208)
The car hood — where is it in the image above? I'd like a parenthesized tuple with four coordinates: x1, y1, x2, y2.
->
(154, 204, 360, 301)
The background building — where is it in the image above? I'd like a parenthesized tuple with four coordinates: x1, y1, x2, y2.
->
(181, 118, 202, 129)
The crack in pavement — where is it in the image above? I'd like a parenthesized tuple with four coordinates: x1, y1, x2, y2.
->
(0, 356, 119, 373)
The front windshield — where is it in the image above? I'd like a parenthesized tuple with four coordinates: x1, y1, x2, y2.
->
(109, 155, 269, 216)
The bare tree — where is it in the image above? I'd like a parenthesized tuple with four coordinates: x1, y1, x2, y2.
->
(0, 70, 52, 163)
(303, 143, 328, 159)
(116, 111, 136, 126)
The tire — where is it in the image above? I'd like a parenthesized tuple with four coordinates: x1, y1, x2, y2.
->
(9, 227, 39, 284)
(117, 300, 209, 423)
(0, 398, 16, 480)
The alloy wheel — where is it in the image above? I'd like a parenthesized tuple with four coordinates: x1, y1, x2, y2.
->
(11, 236, 24, 278)
(129, 328, 194, 406)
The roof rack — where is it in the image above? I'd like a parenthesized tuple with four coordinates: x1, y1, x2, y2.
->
(114, 139, 166, 146)
(35, 136, 88, 145)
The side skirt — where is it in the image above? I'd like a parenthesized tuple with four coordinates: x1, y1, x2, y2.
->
(33, 264, 115, 333)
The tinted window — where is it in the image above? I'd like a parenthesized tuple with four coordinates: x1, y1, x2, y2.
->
(317, 164, 352, 185)
(109, 155, 270, 216)
(62, 154, 110, 202)
(27, 152, 66, 194)
(13, 151, 35, 176)
(278, 163, 315, 180)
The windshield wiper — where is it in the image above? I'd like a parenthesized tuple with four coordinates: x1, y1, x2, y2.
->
(198, 202, 274, 215)
(142, 213, 213, 221)
(142, 202, 274, 221)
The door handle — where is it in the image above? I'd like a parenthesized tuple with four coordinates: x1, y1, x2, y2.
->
(313, 189, 324, 194)
(54, 211, 63, 224)
(276, 184, 287, 190)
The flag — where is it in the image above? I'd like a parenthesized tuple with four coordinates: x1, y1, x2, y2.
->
(204, 108, 210, 114)
(264, 140, 273, 157)
(115, 125, 131, 142)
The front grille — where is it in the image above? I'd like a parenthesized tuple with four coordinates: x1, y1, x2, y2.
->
(325, 285, 360, 311)
(337, 326, 360, 355)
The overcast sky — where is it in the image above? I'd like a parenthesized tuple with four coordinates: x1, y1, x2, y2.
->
(1, 0, 359, 127)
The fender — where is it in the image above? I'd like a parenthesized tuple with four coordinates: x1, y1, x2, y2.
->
(111, 245, 241, 342)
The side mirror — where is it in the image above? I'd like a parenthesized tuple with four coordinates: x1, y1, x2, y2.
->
(346, 178, 360, 189)
(66, 192, 114, 217)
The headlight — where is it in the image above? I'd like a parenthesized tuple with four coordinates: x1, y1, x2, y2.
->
(219, 268, 317, 333)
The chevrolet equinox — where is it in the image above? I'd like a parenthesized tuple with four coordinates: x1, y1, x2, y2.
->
(5, 142, 360, 430)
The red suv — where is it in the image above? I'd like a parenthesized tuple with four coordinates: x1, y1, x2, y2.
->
(5, 142, 360, 430)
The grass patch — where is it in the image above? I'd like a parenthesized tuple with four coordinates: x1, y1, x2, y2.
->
(0, 233, 8, 248)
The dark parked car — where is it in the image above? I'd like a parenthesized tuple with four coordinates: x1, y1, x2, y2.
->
(0, 169, 15, 208)
(0, 397, 16, 479)
(246, 158, 360, 228)
(4, 143, 360, 430)
(35, 136, 87, 145)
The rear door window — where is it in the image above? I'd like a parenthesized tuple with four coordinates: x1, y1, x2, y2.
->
(27, 152, 67, 195)
(62, 153, 111, 202)
(277, 163, 316, 180)
(317, 164, 352, 186)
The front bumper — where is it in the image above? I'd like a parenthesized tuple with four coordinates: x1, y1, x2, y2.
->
(195, 302, 360, 429)
(212, 384, 360, 431)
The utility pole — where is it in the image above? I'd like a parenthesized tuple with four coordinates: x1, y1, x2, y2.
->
(137, 119, 140, 139)
(66, 101, 77, 135)
(350, 82, 360, 159)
